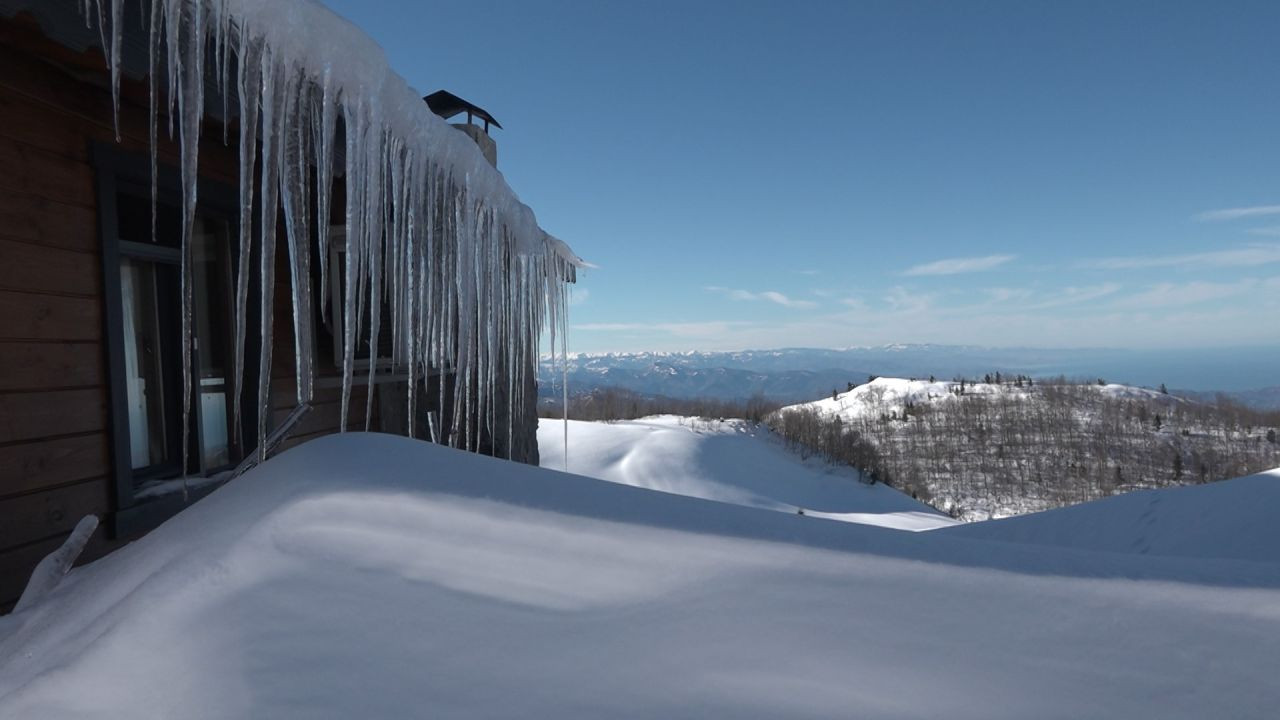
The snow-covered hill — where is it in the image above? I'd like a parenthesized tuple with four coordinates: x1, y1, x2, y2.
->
(1, 434, 1277, 718)
(784, 376, 1180, 422)
(538, 416, 958, 531)
(776, 377, 1280, 520)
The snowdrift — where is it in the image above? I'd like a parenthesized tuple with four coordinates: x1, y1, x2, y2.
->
(1, 434, 1278, 718)
(944, 468, 1280, 562)
(537, 416, 957, 531)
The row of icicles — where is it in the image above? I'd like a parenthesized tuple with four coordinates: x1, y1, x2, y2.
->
(82, 0, 578, 477)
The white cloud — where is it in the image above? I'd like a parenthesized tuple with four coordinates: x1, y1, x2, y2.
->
(705, 286, 817, 309)
(1024, 283, 1123, 310)
(902, 254, 1014, 276)
(1114, 280, 1257, 309)
(573, 321, 748, 338)
(1088, 243, 1280, 270)
(569, 288, 590, 306)
(882, 286, 932, 313)
(982, 287, 1033, 304)
(1247, 226, 1280, 237)
(1194, 205, 1280, 222)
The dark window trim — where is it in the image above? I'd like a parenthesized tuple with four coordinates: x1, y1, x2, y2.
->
(94, 143, 258, 538)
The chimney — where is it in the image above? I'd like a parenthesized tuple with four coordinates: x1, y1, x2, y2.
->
(423, 90, 500, 168)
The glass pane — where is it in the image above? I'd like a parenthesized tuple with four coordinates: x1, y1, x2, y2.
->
(193, 216, 235, 470)
(120, 259, 169, 469)
(116, 193, 183, 247)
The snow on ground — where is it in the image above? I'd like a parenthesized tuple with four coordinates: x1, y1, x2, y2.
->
(538, 415, 957, 531)
(944, 468, 1280, 562)
(2, 434, 1279, 718)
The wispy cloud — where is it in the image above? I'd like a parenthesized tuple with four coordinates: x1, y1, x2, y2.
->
(982, 287, 1034, 304)
(1247, 226, 1280, 237)
(573, 321, 747, 338)
(569, 288, 590, 306)
(705, 286, 817, 309)
(902, 254, 1014, 276)
(1194, 205, 1280, 222)
(882, 286, 933, 313)
(1021, 283, 1123, 310)
(1087, 243, 1280, 270)
(1114, 280, 1257, 309)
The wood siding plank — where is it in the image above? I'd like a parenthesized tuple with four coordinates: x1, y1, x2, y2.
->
(0, 237, 100, 296)
(0, 290, 101, 341)
(0, 135, 94, 207)
(0, 190, 98, 252)
(0, 388, 106, 444)
(0, 82, 91, 162)
(0, 341, 104, 391)
(0, 433, 110, 498)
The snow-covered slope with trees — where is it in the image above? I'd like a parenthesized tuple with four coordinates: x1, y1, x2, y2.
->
(1, 433, 1278, 718)
(776, 377, 1280, 520)
(538, 416, 957, 531)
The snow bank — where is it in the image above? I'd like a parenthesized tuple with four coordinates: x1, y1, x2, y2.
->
(944, 468, 1280, 562)
(1, 434, 1278, 718)
(537, 416, 957, 531)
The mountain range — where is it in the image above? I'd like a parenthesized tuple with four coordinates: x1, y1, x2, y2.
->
(538, 345, 1280, 407)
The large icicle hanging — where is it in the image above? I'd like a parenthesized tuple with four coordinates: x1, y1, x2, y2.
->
(83, 0, 584, 468)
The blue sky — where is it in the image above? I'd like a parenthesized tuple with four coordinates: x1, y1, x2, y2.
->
(324, 0, 1280, 353)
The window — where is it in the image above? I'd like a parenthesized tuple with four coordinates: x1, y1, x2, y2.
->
(325, 226, 395, 369)
(96, 146, 248, 534)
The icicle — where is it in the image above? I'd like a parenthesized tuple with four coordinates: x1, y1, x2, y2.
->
(561, 280, 570, 472)
(256, 50, 286, 460)
(314, 71, 337, 325)
(175, 0, 207, 499)
(108, 0, 123, 139)
(147, 0, 162, 248)
(338, 100, 366, 433)
(281, 68, 315, 406)
(231, 31, 262, 450)
(363, 127, 386, 432)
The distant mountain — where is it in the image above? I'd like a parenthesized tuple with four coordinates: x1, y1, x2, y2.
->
(538, 344, 1280, 403)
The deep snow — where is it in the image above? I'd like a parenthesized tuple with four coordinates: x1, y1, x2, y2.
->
(537, 415, 958, 531)
(945, 469, 1280, 563)
(1, 433, 1278, 718)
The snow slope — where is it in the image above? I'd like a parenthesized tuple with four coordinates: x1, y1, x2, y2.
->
(538, 416, 957, 531)
(944, 468, 1280, 562)
(1, 435, 1278, 718)
(785, 376, 1180, 422)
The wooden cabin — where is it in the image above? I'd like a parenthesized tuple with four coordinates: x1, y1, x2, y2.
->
(0, 0, 562, 612)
